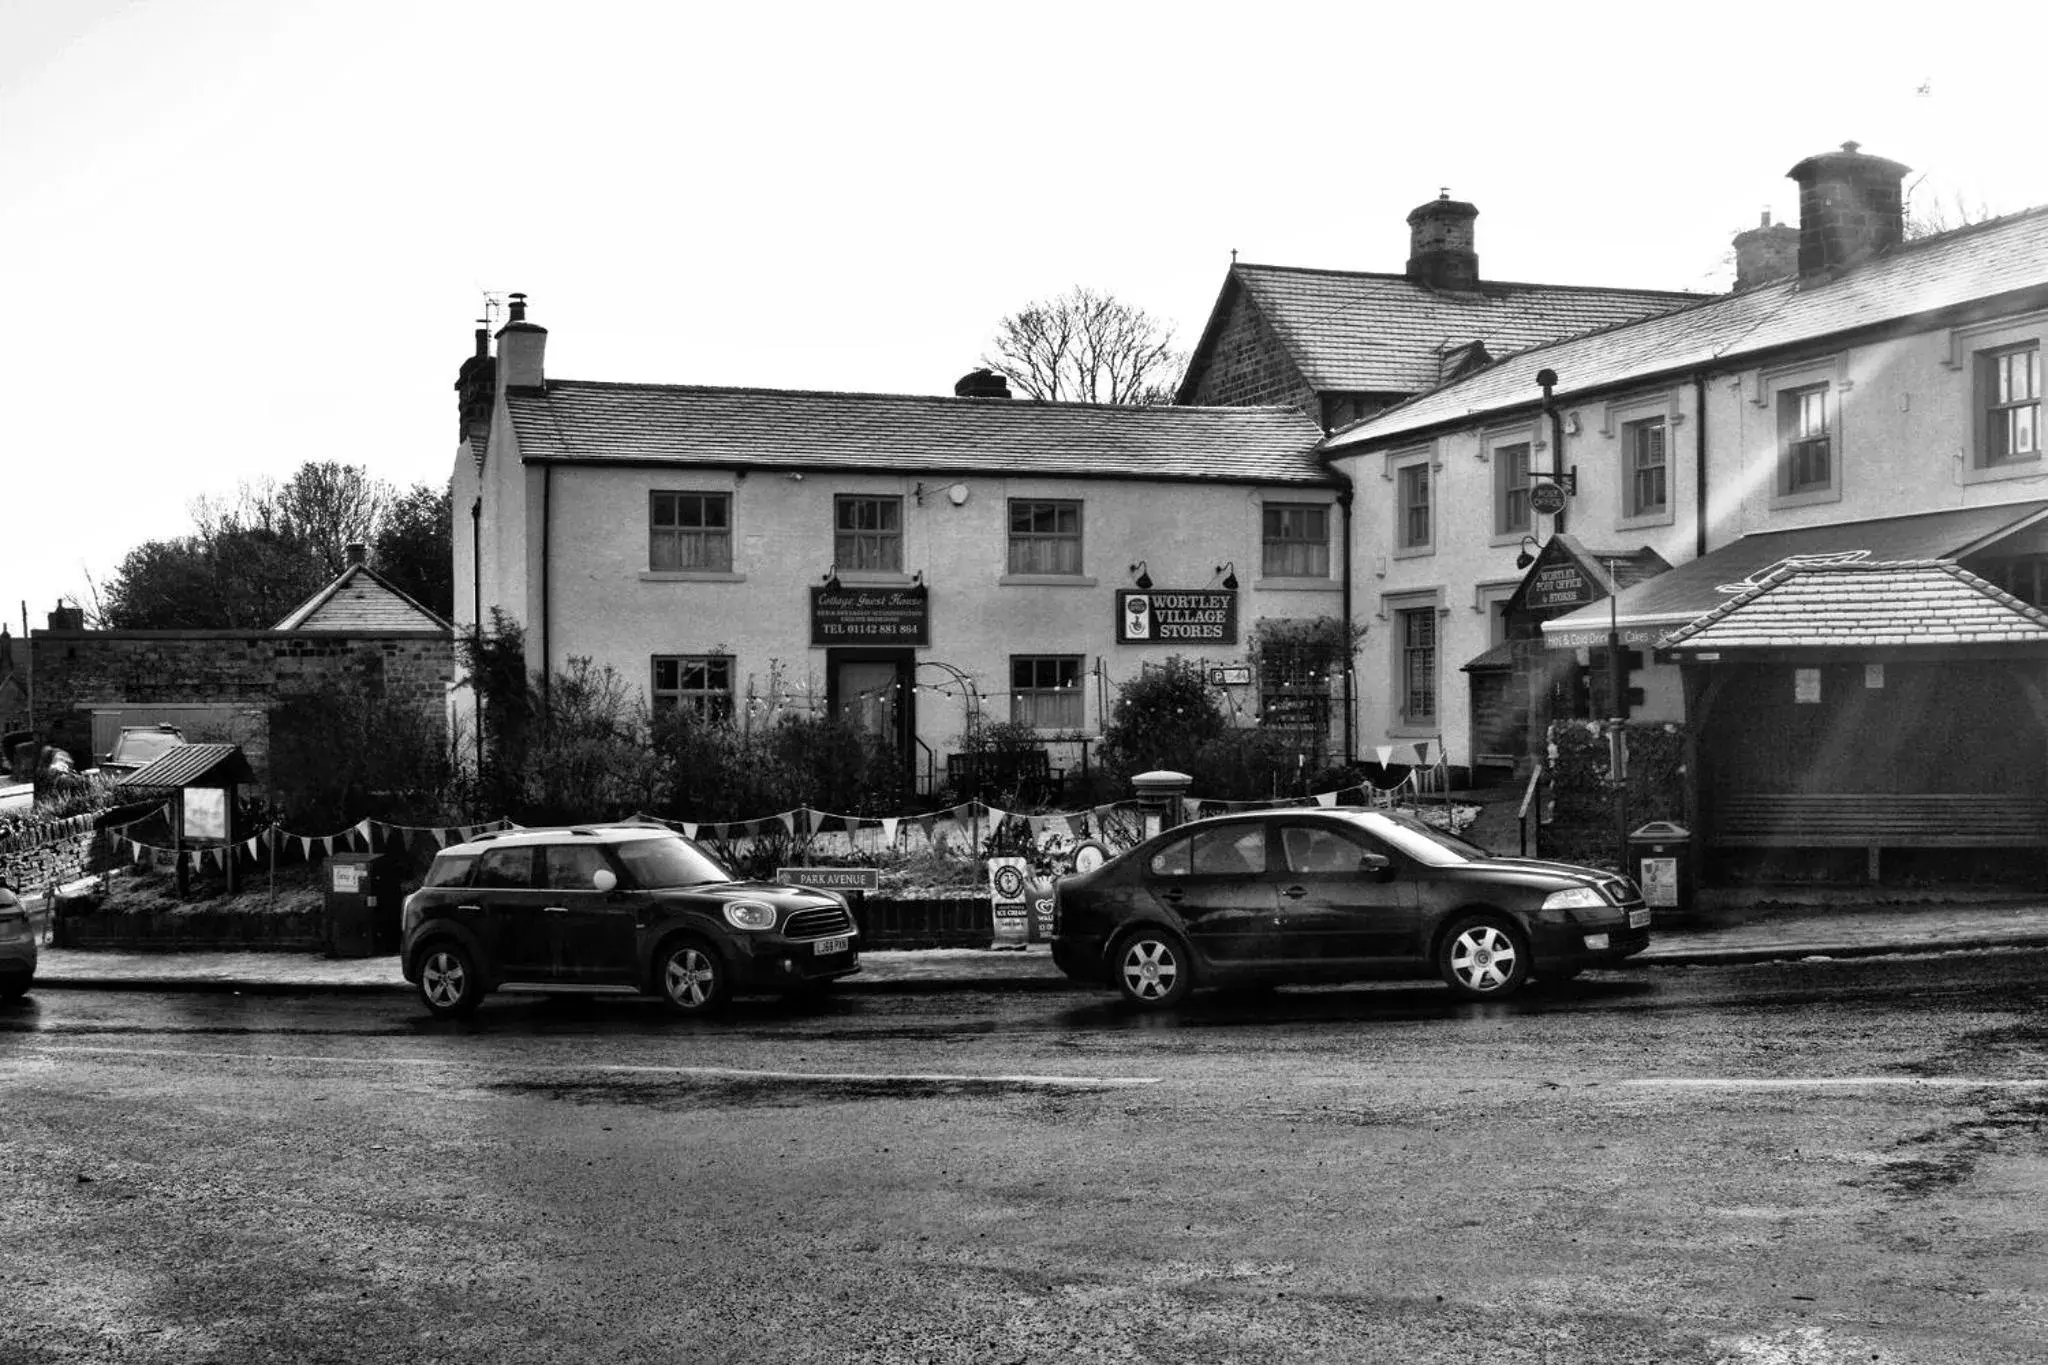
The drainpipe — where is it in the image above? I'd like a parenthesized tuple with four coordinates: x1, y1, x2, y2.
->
(470, 497, 484, 775)
(1693, 372, 1709, 559)
(539, 464, 553, 720)
(1336, 477, 1357, 766)
(1537, 369, 1569, 536)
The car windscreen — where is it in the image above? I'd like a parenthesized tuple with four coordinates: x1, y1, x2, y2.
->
(1354, 812, 1494, 866)
(612, 835, 733, 888)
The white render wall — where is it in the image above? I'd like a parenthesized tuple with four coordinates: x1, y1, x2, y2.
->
(1331, 303, 2048, 767)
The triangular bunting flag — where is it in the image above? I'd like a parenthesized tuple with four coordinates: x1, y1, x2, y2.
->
(320, 835, 335, 855)
(1315, 791, 1337, 808)
(1181, 798, 1201, 821)
(881, 817, 899, 844)
(431, 828, 448, 848)
(131, 840, 145, 864)
(779, 811, 796, 835)
(356, 820, 373, 848)
(245, 837, 259, 860)
(1412, 741, 1431, 765)
(298, 836, 313, 859)
(1375, 745, 1394, 766)
(984, 806, 1007, 830)
(680, 823, 697, 840)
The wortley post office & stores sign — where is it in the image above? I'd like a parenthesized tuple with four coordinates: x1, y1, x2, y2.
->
(1116, 589, 1238, 645)
(810, 585, 930, 646)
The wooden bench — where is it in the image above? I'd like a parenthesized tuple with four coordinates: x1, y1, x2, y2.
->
(1714, 793, 2048, 878)
(1715, 793, 2048, 847)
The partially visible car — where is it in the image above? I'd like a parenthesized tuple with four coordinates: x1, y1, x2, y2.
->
(399, 824, 861, 1019)
(0, 884, 37, 1001)
(100, 724, 186, 775)
(1051, 806, 1650, 1008)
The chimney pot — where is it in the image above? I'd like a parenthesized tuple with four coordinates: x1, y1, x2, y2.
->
(495, 293, 548, 388)
(954, 368, 1012, 399)
(345, 542, 367, 567)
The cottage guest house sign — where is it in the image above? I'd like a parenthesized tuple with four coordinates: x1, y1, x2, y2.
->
(810, 585, 929, 646)
(1117, 589, 1238, 644)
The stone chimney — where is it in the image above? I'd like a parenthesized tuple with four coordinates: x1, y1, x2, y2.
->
(1787, 142, 1910, 278)
(345, 542, 368, 568)
(454, 320, 496, 447)
(1405, 192, 1480, 290)
(954, 368, 1012, 399)
(1732, 209, 1800, 290)
(46, 603, 84, 631)
(495, 291, 548, 389)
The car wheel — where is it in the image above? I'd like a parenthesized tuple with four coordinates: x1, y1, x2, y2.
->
(418, 942, 482, 1019)
(656, 938, 729, 1015)
(1439, 914, 1531, 1000)
(1112, 927, 1193, 1009)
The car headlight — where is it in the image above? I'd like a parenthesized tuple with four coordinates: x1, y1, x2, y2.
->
(1541, 887, 1606, 912)
(723, 900, 778, 931)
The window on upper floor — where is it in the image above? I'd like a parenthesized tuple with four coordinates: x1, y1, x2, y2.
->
(1010, 655, 1083, 730)
(651, 655, 735, 719)
(1777, 384, 1833, 497)
(1262, 502, 1330, 578)
(1396, 463, 1432, 552)
(1493, 441, 1531, 537)
(1007, 499, 1083, 576)
(1979, 344, 2041, 467)
(1624, 417, 1668, 518)
(650, 492, 732, 573)
(834, 495, 903, 572)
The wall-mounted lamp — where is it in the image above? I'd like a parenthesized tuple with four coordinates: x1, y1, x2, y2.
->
(1213, 561, 1239, 591)
(913, 481, 971, 507)
(1129, 560, 1153, 591)
(821, 565, 842, 590)
(1514, 535, 1544, 570)
(911, 570, 924, 587)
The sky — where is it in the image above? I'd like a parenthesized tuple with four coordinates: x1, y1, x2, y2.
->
(4, 0, 2046, 628)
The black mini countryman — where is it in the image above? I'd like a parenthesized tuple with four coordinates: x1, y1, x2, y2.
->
(1051, 807, 1649, 1008)
(400, 824, 860, 1018)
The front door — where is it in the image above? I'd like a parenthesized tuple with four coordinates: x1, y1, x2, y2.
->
(828, 648, 914, 777)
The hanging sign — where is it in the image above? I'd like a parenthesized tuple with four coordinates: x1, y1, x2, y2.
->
(1117, 589, 1238, 644)
(1525, 561, 1599, 610)
(1529, 481, 1569, 516)
(810, 585, 929, 646)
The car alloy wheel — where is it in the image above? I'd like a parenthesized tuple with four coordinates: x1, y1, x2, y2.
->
(1439, 914, 1530, 1001)
(418, 943, 482, 1018)
(658, 940, 728, 1015)
(1114, 928, 1192, 1009)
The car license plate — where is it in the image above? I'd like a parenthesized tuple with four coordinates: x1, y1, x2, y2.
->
(1627, 908, 1651, 929)
(813, 935, 850, 956)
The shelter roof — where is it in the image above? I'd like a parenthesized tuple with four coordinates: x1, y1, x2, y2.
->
(113, 743, 255, 789)
(1659, 560, 2048, 652)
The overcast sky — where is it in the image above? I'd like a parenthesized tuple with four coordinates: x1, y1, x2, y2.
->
(5, 0, 2045, 627)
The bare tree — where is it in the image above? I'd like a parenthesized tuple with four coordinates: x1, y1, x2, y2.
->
(277, 461, 391, 575)
(1904, 176, 1997, 241)
(982, 286, 1187, 405)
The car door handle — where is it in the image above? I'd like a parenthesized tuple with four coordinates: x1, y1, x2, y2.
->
(1281, 885, 1307, 899)
(544, 905, 570, 914)
(1160, 887, 1185, 904)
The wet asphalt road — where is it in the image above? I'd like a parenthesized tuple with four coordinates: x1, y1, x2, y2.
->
(2, 950, 2045, 1364)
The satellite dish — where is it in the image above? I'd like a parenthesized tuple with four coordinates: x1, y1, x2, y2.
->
(947, 484, 970, 506)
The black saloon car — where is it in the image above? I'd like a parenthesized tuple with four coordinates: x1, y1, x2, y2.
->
(1051, 807, 1649, 1007)
(399, 824, 860, 1018)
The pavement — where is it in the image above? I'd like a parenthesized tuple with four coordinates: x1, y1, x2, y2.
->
(21, 898, 2048, 996)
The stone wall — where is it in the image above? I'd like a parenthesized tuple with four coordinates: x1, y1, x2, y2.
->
(1182, 291, 1317, 411)
(29, 630, 455, 782)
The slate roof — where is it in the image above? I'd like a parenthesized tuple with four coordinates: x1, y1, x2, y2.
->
(1659, 560, 2048, 651)
(271, 563, 451, 633)
(1542, 501, 2048, 646)
(114, 743, 256, 789)
(1180, 264, 1706, 400)
(505, 382, 1334, 485)
(1326, 206, 2048, 450)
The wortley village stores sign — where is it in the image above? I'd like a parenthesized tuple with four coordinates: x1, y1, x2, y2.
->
(1116, 589, 1238, 645)
(810, 585, 930, 646)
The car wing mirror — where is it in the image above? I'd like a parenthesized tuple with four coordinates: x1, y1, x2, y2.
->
(1359, 852, 1394, 880)
(591, 868, 618, 893)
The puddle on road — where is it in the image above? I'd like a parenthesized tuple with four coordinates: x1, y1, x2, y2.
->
(489, 1073, 1116, 1110)
(1864, 1093, 2048, 1196)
